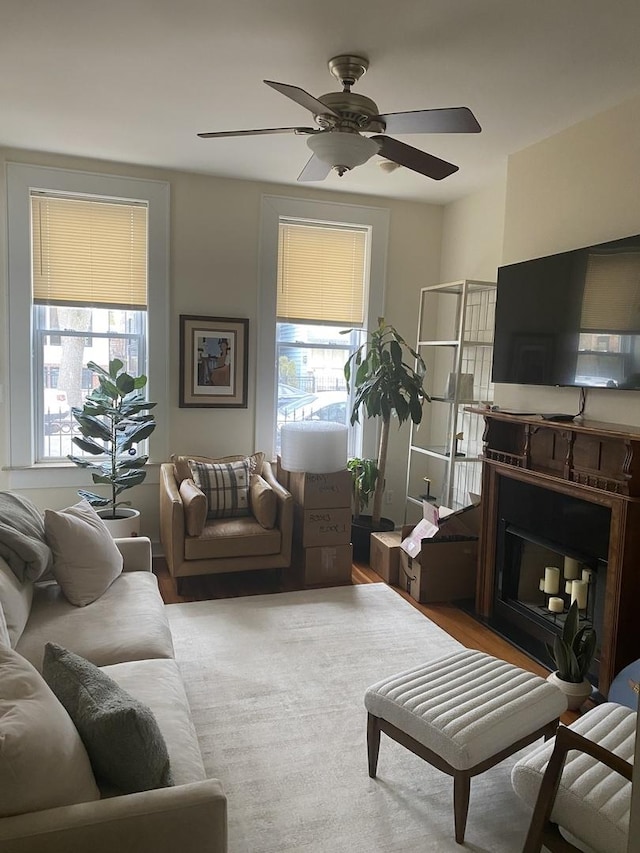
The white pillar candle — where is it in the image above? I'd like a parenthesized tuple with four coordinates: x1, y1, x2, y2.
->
(563, 557, 581, 580)
(548, 597, 564, 613)
(571, 579, 588, 609)
(544, 566, 560, 595)
(539, 578, 546, 591)
(582, 569, 592, 583)
(565, 581, 574, 595)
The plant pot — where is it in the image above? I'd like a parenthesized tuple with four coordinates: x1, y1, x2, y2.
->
(97, 508, 141, 539)
(546, 671, 593, 711)
(351, 515, 395, 563)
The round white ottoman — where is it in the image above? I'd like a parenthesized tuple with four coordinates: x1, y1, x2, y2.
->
(364, 648, 568, 844)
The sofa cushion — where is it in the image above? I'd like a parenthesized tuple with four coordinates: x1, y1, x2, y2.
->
(0, 645, 100, 818)
(190, 458, 251, 520)
(44, 500, 123, 606)
(172, 451, 264, 485)
(102, 658, 206, 788)
(43, 643, 174, 794)
(16, 571, 174, 671)
(184, 516, 282, 560)
(0, 556, 33, 648)
(250, 475, 277, 529)
(179, 478, 208, 537)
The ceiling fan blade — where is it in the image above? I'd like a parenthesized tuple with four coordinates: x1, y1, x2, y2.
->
(264, 80, 339, 117)
(197, 126, 315, 139)
(371, 135, 458, 180)
(377, 107, 481, 135)
(297, 154, 333, 182)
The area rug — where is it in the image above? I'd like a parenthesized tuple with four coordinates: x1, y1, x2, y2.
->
(166, 583, 535, 852)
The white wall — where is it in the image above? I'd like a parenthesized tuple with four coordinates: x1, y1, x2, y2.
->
(0, 146, 443, 537)
(498, 93, 640, 423)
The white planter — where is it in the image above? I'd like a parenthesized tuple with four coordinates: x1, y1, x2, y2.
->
(97, 508, 141, 539)
(546, 671, 593, 711)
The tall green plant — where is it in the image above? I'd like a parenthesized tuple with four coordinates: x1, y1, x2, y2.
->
(343, 318, 428, 525)
(68, 359, 157, 518)
(546, 600, 597, 683)
(347, 457, 379, 520)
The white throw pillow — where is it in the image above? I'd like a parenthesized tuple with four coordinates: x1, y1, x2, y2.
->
(44, 500, 123, 607)
(0, 645, 100, 817)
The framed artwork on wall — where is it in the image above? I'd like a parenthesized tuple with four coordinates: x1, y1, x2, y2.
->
(179, 315, 249, 408)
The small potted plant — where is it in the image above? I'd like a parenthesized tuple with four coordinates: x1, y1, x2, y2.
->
(68, 359, 157, 537)
(347, 457, 379, 521)
(343, 318, 428, 560)
(545, 600, 597, 710)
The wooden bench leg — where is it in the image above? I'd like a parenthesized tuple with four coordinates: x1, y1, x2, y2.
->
(367, 713, 381, 778)
(453, 771, 471, 844)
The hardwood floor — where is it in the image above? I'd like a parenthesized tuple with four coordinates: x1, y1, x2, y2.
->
(154, 557, 579, 724)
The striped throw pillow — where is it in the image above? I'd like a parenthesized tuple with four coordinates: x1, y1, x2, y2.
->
(189, 459, 251, 519)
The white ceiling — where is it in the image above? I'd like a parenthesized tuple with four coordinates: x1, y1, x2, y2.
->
(3, 0, 640, 204)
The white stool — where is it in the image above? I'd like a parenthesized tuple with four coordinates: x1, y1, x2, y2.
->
(364, 649, 568, 844)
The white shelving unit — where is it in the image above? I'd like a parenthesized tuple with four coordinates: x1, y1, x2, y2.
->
(405, 279, 496, 521)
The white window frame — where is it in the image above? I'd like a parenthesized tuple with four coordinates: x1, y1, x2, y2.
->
(256, 195, 389, 461)
(6, 163, 170, 487)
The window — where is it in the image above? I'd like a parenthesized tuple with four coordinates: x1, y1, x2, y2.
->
(257, 196, 389, 461)
(6, 164, 169, 485)
(275, 220, 370, 456)
(31, 194, 148, 460)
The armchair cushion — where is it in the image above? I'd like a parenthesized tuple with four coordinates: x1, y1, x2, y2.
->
(250, 475, 277, 529)
(172, 452, 264, 485)
(44, 501, 123, 606)
(43, 642, 174, 795)
(189, 459, 251, 520)
(179, 479, 207, 537)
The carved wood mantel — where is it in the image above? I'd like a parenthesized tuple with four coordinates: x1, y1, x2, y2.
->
(474, 410, 640, 695)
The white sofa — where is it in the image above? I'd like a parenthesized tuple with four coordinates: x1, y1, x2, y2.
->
(0, 536, 227, 853)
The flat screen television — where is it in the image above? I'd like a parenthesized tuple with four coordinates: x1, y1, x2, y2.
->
(492, 233, 640, 389)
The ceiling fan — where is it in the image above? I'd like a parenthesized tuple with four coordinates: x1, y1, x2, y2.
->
(197, 54, 481, 182)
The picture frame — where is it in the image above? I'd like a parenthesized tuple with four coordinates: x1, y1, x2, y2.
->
(179, 315, 249, 408)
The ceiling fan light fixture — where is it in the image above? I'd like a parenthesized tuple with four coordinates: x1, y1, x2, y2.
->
(307, 132, 379, 175)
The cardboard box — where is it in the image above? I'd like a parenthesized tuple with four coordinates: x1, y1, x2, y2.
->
(294, 505, 352, 548)
(399, 541, 478, 603)
(287, 469, 351, 509)
(295, 543, 353, 587)
(370, 530, 402, 584)
(399, 501, 480, 603)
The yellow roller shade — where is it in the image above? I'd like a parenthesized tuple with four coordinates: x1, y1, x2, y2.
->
(277, 221, 367, 325)
(581, 251, 640, 332)
(31, 194, 148, 309)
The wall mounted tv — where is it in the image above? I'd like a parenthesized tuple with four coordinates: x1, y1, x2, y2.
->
(492, 233, 640, 389)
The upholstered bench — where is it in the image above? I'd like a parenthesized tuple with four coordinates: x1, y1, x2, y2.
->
(364, 649, 568, 844)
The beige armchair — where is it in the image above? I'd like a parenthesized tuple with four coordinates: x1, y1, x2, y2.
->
(160, 455, 293, 592)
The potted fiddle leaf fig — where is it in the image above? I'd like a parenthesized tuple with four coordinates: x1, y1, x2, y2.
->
(68, 359, 157, 536)
(545, 600, 596, 710)
(343, 318, 428, 560)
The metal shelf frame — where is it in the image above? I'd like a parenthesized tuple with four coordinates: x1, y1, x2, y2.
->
(405, 279, 496, 516)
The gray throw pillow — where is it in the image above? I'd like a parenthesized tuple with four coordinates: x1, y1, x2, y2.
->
(42, 642, 173, 794)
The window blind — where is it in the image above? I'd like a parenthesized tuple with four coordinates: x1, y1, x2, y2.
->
(31, 194, 148, 309)
(277, 221, 367, 325)
(581, 251, 640, 332)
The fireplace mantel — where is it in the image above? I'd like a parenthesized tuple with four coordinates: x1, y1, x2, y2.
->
(475, 410, 640, 695)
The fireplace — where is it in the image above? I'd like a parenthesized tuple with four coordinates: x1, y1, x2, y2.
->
(490, 478, 609, 686)
(475, 410, 640, 695)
